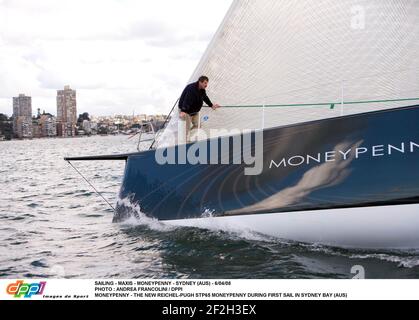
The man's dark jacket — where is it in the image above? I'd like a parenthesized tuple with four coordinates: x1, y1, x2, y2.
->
(179, 82, 213, 115)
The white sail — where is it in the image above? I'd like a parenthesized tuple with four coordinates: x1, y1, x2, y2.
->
(158, 0, 419, 146)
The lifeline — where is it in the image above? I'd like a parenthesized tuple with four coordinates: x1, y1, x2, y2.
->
(269, 141, 419, 168)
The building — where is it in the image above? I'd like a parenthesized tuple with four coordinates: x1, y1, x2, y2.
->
(82, 120, 91, 135)
(15, 116, 32, 138)
(57, 85, 77, 137)
(39, 113, 57, 137)
(12, 94, 33, 138)
(32, 118, 41, 138)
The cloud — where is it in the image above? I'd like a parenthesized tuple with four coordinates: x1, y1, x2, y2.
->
(0, 0, 233, 116)
(126, 19, 215, 48)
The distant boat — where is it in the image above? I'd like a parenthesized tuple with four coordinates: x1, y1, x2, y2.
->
(66, 0, 419, 249)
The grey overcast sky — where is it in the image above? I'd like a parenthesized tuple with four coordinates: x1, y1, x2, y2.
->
(0, 0, 233, 116)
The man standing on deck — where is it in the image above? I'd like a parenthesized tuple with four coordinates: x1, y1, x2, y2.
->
(178, 76, 220, 143)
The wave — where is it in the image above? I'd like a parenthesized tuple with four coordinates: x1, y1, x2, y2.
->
(114, 196, 175, 232)
(298, 242, 419, 269)
(114, 197, 419, 269)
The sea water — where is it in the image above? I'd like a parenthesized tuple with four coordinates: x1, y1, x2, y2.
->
(1, 135, 419, 279)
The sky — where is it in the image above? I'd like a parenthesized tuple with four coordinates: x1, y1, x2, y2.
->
(0, 0, 233, 116)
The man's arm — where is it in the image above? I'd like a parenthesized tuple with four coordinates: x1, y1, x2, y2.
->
(202, 91, 214, 108)
(203, 90, 221, 109)
(203, 92, 220, 109)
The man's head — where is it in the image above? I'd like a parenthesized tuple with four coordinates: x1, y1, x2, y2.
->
(198, 76, 209, 89)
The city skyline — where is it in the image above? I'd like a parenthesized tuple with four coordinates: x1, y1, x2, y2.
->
(0, 0, 233, 117)
(0, 85, 171, 141)
(0, 85, 169, 140)
(0, 86, 171, 119)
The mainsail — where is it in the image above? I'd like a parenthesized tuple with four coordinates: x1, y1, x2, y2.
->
(158, 0, 419, 146)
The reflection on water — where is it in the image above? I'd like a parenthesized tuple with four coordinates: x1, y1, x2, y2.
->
(1, 136, 419, 279)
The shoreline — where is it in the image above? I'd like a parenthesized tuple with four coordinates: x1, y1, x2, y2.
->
(0, 134, 131, 142)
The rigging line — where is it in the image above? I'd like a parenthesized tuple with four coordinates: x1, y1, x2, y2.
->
(149, 98, 179, 150)
(66, 160, 116, 213)
(209, 97, 419, 109)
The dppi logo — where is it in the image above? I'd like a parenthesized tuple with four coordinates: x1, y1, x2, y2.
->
(6, 280, 46, 298)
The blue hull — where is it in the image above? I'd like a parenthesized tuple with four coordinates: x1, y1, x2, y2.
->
(115, 105, 419, 222)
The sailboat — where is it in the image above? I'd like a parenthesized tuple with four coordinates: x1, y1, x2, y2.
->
(66, 0, 419, 249)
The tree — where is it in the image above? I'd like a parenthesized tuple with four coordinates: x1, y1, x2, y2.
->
(0, 113, 8, 122)
(77, 112, 90, 124)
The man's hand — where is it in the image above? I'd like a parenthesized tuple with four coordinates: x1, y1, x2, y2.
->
(212, 104, 221, 110)
(179, 111, 187, 119)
